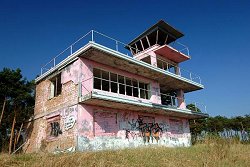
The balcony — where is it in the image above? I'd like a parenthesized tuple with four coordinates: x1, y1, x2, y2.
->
(78, 76, 208, 119)
(37, 30, 202, 88)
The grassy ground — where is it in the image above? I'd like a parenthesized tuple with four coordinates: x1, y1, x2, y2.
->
(0, 139, 249, 167)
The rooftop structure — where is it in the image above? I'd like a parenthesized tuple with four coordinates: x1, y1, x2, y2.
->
(24, 20, 208, 153)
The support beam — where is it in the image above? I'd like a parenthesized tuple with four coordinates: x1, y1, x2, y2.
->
(146, 36, 151, 47)
(140, 39, 145, 51)
(156, 30, 159, 44)
(164, 34, 169, 44)
(134, 43, 139, 54)
(129, 46, 135, 55)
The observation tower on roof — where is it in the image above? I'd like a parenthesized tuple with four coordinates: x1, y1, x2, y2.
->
(126, 20, 190, 63)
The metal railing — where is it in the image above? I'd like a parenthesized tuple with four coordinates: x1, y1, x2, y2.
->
(40, 30, 202, 84)
(80, 76, 207, 114)
(169, 41, 190, 56)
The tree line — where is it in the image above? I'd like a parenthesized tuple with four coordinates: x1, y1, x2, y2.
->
(189, 115, 250, 134)
(0, 68, 35, 153)
(187, 104, 250, 141)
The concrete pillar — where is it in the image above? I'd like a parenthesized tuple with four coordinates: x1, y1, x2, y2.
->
(177, 89, 186, 109)
(150, 51, 157, 67)
(175, 64, 180, 75)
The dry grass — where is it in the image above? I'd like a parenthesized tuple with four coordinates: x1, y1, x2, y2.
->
(0, 138, 249, 167)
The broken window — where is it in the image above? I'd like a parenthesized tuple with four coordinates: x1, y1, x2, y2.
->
(93, 68, 151, 99)
(125, 77, 132, 96)
(110, 73, 118, 93)
(118, 75, 125, 95)
(102, 70, 109, 91)
(93, 68, 101, 90)
(50, 73, 62, 99)
(132, 79, 139, 97)
(139, 82, 150, 99)
(161, 91, 177, 106)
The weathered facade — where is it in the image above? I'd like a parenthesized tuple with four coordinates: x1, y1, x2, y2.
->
(24, 20, 208, 153)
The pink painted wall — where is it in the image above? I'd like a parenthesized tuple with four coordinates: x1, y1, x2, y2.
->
(77, 104, 191, 151)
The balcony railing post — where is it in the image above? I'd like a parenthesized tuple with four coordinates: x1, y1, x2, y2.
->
(91, 30, 94, 42)
(171, 96, 173, 106)
(116, 41, 118, 51)
(41, 68, 43, 75)
(53, 58, 55, 67)
(70, 45, 73, 55)
(190, 73, 192, 81)
(194, 102, 197, 112)
(199, 76, 202, 84)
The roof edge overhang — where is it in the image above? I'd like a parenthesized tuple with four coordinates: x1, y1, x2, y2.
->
(36, 42, 204, 92)
(35, 42, 94, 83)
(79, 90, 209, 119)
(127, 20, 184, 48)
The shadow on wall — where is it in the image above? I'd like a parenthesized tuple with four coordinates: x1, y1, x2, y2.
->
(22, 120, 34, 153)
(94, 111, 119, 137)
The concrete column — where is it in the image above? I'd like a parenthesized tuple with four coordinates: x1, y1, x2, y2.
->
(175, 64, 180, 75)
(150, 51, 157, 67)
(177, 89, 186, 109)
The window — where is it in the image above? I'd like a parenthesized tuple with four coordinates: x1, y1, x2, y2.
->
(125, 77, 132, 96)
(102, 70, 109, 91)
(157, 58, 175, 72)
(161, 91, 177, 106)
(93, 68, 101, 90)
(139, 82, 150, 99)
(132, 79, 139, 97)
(118, 75, 125, 95)
(110, 73, 118, 93)
(50, 74, 62, 98)
(93, 68, 150, 99)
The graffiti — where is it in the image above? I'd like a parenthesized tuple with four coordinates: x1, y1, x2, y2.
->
(64, 115, 76, 130)
(54, 146, 76, 154)
(159, 122, 170, 132)
(50, 122, 62, 137)
(62, 106, 77, 131)
(125, 130, 140, 140)
(125, 116, 165, 143)
(77, 114, 192, 150)
(80, 119, 92, 131)
(169, 136, 180, 146)
(128, 119, 139, 130)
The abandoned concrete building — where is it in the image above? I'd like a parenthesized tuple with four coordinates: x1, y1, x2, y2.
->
(24, 20, 208, 153)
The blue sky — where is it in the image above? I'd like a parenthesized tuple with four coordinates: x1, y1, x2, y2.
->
(1, 0, 250, 117)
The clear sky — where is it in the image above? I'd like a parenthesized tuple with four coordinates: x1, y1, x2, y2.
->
(1, 0, 250, 117)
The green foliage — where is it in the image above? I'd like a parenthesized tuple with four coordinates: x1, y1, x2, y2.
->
(186, 103, 250, 135)
(0, 67, 35, 152)
(186, 103, 201, 112)
(189, 115, 250, 136)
